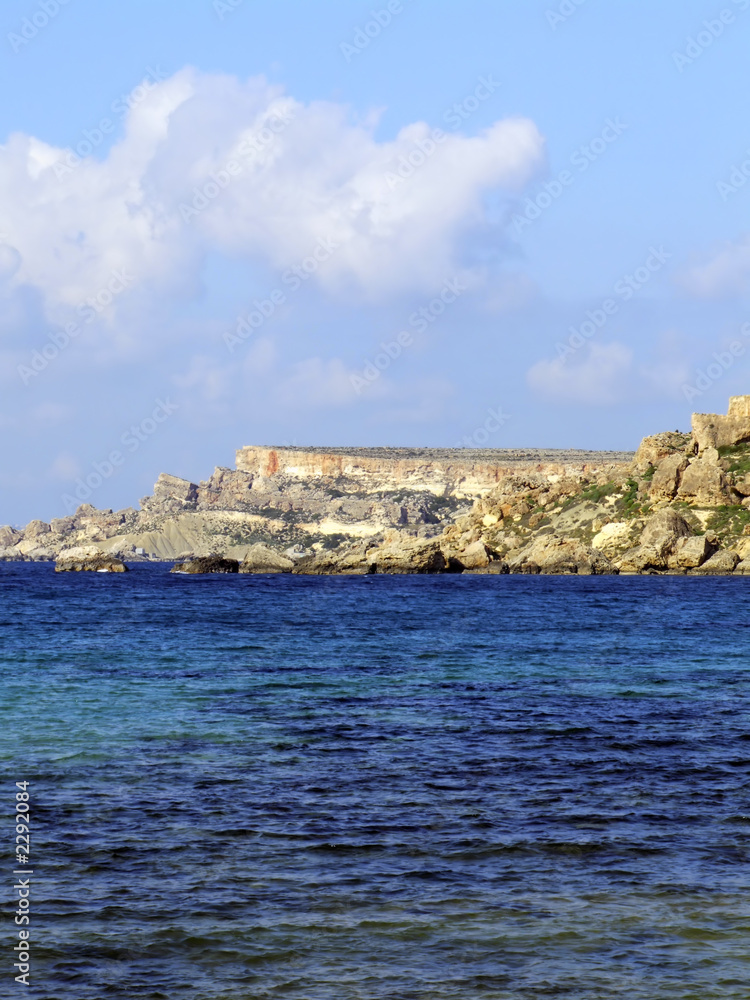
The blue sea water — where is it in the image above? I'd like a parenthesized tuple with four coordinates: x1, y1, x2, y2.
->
(2, 564, 750, 999)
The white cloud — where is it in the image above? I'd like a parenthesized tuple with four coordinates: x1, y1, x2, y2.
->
(0, 68, 544, 340)
(369, 376, 456, 424)
(527, 341, 633, 405)
(275, 357, 361, 409)
(681, 236, 750, 297)
(173, 354, 231, 401)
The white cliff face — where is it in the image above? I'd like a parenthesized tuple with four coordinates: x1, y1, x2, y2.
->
(235, 445, 634, 495)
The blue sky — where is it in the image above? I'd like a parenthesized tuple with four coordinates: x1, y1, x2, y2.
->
(2, 0, 750, 524)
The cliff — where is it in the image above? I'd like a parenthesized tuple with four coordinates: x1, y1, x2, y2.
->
(5, 397, 750, 574)
(0, 447, 633, 563)
(235, 445, 633, 496)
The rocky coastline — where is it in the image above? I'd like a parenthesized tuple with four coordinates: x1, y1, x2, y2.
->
(6, 397, 750, 576)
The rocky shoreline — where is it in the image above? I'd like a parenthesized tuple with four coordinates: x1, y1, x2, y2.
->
(6, 397, 750, 576)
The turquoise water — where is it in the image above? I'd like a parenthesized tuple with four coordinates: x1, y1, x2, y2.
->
(2, 564, 750, 998)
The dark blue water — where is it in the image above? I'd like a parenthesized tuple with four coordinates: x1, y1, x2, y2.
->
(2, 564, 750, 999)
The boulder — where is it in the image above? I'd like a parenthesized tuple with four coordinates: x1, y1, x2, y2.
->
(0, 525, 21, 547)
(508, 534, 617, 575)
(296, 535, 449, 575)
(734, 559, 750, 574)
(453, 539, 494, 571)
(676, 456, 733, 505)
(171, 556, 239, 574)
(591, 520, 640, 559)
(366, 536, 448, 574)
(239, 543, 294, 574)
(668, 534, 717, 569)
(25, 519, 51, 538)
(50, 516, 76, 534)
(694, 549, 740, 574)
(618, 509, 692, 573)
(648, 453, 688, 501)
(640, 508, 692, 552)
(294, 542, 374, 575)
(617, 545, 667, 573)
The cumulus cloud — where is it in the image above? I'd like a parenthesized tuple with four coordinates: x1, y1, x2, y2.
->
(526, 341, 633, 405)
(0, 67, 544, 341)
(680, 236, 750, 297)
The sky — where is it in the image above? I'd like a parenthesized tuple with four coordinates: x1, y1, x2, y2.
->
(1, 0, 750, 525)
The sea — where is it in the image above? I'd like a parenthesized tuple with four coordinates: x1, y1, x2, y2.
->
(2, 563, 749, 999)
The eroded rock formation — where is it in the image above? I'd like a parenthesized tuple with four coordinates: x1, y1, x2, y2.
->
(692, 395, 750, 451)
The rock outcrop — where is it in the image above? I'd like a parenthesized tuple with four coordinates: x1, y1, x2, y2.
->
(240, 544, 294, 574)
(692, 395, 750, 451)
(507, 535, 616, 575)
(55, 548, 127, 573)
(617, 510, 693, 573)
(648, 453, 689, 501)
(695, 549, 740, 574)
(294, 535, 452, 575)
(0, 525, 21, 547)
(675, 450, 732, 505)
(171, 556, 239, 574)
(633, 431, 692, 473)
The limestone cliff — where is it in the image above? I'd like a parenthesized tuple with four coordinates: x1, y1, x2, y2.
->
(692, 395, 750, 451)
(0, 447, 633, 562)
(6, 397, 750, 574)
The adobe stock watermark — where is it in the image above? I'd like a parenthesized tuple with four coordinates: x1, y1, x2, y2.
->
(340, 0, 414, 62)
(17, 268, 135, 384)
(457, 405, 511, 447)
(350, 276, 466, 393)
(179, 106, 295, 223)
(8, 0, 72, 53)
(61, 398, 179, 513)
(682, 322, 750, 402)
(213, 0, 245, 19)
(511, 118, 628, 236)
(13, 781, 32, 987)
(224, 236, 340, 352)
(716, 146, 750, 201)
(54, 67, 168, 181)
(673, 0, 748, 71)
(385, 75, 500, 190)
(554, 246, 671, 362)
(546, 0, 587, 31)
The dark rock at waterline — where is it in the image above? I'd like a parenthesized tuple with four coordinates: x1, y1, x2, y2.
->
(171, 556, 239, 574)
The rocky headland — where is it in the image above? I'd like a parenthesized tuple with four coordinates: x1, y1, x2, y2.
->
(6, 396, 750, 575)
